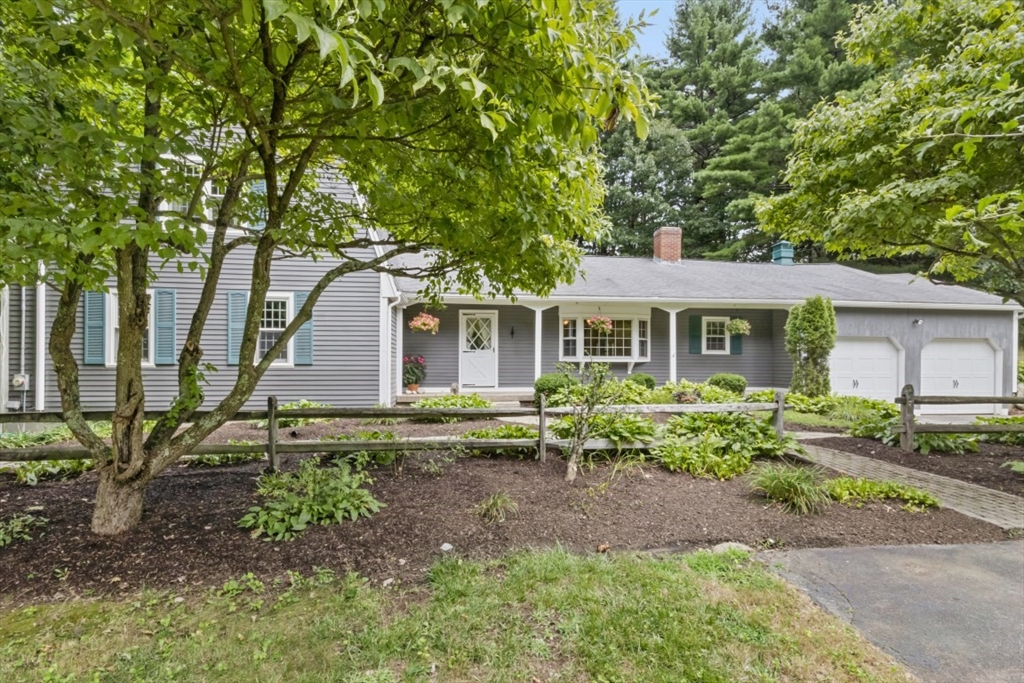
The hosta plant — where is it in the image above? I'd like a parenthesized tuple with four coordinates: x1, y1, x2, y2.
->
(462, 424, 539, 458)
(823, 477, 939, 512)
(411, 393, 493, 422)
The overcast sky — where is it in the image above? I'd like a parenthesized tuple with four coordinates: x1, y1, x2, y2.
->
(616, 0, 772, 59)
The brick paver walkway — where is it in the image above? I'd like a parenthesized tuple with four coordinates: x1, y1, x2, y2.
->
(795, 443, 1024, 530)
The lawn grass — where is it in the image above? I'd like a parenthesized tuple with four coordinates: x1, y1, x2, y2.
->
(785, 410, 854, 431)
(0, 549, 907, 683)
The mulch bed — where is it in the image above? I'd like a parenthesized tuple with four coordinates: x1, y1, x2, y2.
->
(812, 436, 1024, 498)
(0, 420, 1011, 602)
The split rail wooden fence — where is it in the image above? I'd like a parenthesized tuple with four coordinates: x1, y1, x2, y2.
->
(895, 384, 1024, 452)
(0, 391, 790, 469)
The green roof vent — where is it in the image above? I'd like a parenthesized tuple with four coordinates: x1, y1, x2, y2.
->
(772, 241, 794, 266)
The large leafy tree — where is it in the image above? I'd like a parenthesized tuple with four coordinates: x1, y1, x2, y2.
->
(0, 0, 649, 534)
(760, 0, 1024, 303)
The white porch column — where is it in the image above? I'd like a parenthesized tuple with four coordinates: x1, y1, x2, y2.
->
(534, 308, 543, 380)
(0, 285, 8, 415)
(35, 263, 46, 411)
(669, 310, 677, 384)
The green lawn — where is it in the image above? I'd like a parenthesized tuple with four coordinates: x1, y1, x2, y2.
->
(0, 549, 907, 683)
(785, 410, 854, 431)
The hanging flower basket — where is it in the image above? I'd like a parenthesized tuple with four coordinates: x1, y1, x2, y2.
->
(403, 356, 426, 387)
(408, 312, 440, 334)
(585, 315, 614, 335)
(726, 318, 752, 336)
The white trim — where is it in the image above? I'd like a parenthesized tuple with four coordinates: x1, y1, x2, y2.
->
(534, 308, 543, 380)
(558, 313, 651, 363)
(0, 285, 9, 414)
(416, 293, 1020, 313)
(1013, 312, 1020, 395)
(381, 296, 401, 405)
(106, 289, 156, 368)
(35, 264, 46, 411)
(260, 291, 295, 368)
(458, 310, 499, 389)
(396, 306, 404, 396)
(701, 316, 730, 355)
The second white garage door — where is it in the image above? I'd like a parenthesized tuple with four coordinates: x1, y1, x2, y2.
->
(921, 339, 997, 414)
(829, 338, 900, 401)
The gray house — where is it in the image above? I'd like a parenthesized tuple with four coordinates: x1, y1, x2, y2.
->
(394, 228, 1020, 414)
(1, 224, 1019, 418)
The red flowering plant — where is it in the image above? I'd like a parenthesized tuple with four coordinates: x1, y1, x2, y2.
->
(585, 315, 613, 335)
(403, 356, 427, 385)
(408, 312, 440, 334)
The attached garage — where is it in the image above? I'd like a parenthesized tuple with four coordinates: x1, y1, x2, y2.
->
(920, 339, 998, 414)
(829, 337, 901, 402)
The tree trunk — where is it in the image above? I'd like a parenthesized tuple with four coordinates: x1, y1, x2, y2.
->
(91, 466, 151, 535)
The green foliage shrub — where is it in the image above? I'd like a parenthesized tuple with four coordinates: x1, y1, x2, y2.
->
(14, 459, 94, 485)
(411, 393, 493, 422)
(976, 416, 1024, 446)
(706, 373, 747, 395)
(0, 514, 47, 548)
(654, 434, 752, 480)
(785, 392, 839, 415)
(326, 430, 406, 468)
(462, 424, 539, 458)
(849, 414, 978, 454)
(255, 399, 332, 429)
(625, 373, 656, 389)
(534, 372, 579, 405)
(822, 477, 939, 512)
(785, 296, 836, 397)
(187, 440, 263, 467)
(1003, 461, 1024, 475)
(745, 389, 777, 404)
(550, 413, 657, 448)
(238, 460, 383, 541)
(748, 463, 830, 514)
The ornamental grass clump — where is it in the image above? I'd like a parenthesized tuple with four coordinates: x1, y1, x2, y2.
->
(748, 463, 830, 514)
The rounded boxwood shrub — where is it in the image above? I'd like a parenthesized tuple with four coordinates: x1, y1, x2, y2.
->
(624, 373, 656, 389)
(707, 373, 747, 395)
(534, 372, 579, 405)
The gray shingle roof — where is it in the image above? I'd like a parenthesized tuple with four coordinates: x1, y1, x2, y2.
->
(395, 254, 1013, 308)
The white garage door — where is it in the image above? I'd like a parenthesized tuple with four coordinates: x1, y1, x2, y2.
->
(830, 338, 900, 401)
(920, 339, 997, 414)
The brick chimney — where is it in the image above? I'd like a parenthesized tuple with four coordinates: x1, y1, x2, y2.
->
(653, 226, 682, 263)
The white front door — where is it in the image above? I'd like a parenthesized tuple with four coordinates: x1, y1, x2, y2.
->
(460, 312, 498, 388)
(921, 339, 997, 414)
(829, 337, 900, 401)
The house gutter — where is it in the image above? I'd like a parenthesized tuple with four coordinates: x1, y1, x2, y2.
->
(0, 285, 8, 416)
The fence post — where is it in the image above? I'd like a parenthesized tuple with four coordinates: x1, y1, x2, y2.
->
(773, 390, 786, 439)
(267, 395, 280, 471)
(899, 384, 915, 452)
(538, 394, 547, 463)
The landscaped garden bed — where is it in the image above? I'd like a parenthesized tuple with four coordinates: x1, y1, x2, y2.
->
(811, 436, 1024, 498)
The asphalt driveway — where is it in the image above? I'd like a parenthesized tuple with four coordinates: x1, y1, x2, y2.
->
(767, 541, 1024, 683)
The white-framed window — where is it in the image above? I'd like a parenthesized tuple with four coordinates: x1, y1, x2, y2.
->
(559, 315, 650, 362)
(702, 316, 730, 354)
(106, 290, 155, 366)
(259, 292, 294, 366)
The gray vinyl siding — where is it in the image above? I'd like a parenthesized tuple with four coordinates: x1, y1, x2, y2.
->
(772, 309, 792, 387)
(38, 246, 383, 411)
(402, 303, 536, 388)
(677, 309, 777, 387)
(541, 307, 560, 375)
(834, 307, 1016, 395)
(4, 285, 37, 411)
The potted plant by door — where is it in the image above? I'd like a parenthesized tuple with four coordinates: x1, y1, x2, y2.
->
(403, 356, 426, 393)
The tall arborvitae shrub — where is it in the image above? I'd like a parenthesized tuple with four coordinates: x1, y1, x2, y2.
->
(785, 296, 836, 397)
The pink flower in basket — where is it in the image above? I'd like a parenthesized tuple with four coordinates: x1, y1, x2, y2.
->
(409, 312, 440, 334)
(585, 315, 613, 335)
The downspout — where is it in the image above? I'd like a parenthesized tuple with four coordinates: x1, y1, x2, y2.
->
(0, 285, 8, 417)
(20, 283, 26, 410)
(35, 263, 46, 411)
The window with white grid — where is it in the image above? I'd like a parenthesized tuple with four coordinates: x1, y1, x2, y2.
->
(107, 291, 154, 366)
(703, 317, 729, 354)
(560, 315, 650, 361)
(260, 297, 290, 363)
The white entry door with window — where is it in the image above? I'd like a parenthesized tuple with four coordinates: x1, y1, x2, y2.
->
(829, 337, 901, 401)
(460, 311, 498, 388)
(920, 339, 998, 414)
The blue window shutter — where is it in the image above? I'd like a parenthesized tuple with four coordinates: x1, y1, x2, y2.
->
(227, 290, 249, 366)
(153, 289, 177, 365)
(730, 334, 743, 355)
(250, 179, 266, 231)
(83, 291, 106, 365)
(293, 291, 313, 366)
(688, 315, 702, 354)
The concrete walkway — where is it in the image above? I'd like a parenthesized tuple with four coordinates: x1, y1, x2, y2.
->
(795, 443, 1024, 530)
(768, 541, 1024, 683)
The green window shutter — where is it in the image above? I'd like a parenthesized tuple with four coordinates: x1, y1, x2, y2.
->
(227, 290, 249, 366)
(83, 291, 106, 365)
(153, 289, 177, 365)
(249, 179, 266, 231)
(730, 334, 743, 355)
(293, 291, 313, 365)
(688, 315, 702, 354)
